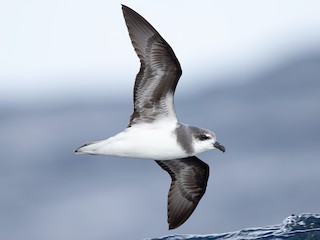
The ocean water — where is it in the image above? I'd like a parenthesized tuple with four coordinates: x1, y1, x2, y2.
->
(150, 213, 320, 240)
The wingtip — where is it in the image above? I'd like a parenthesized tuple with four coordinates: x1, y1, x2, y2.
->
(121, 4, 130, 11)
(168, 225, 175, 230)
(168, 220, 182, 230)
(121, 4, 132, 19)
(168, 221, 182, 230)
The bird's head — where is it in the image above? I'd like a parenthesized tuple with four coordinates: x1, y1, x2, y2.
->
(192, 128, 225, 154)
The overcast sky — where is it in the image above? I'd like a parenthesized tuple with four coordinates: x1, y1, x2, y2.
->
(1, 0, 320, 104)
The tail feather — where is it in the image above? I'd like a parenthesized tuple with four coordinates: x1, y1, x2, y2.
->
(74, 140, 102, 155)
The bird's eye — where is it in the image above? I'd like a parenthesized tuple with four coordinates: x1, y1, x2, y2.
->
(198, 134, 210, 141)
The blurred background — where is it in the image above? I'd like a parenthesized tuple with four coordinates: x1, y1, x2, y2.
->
(1, 1, 320, 239)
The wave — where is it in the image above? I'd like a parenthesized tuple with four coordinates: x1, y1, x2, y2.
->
(149, 213, 320, 240)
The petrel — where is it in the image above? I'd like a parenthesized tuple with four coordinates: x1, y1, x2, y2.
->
(75, 5, 225, 230)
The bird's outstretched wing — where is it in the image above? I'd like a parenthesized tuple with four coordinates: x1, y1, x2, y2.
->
(122, 5, 182, 126)
(155, 156, 209, 229)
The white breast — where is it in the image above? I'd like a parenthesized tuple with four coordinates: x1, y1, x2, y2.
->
(80, 121, 189, 160)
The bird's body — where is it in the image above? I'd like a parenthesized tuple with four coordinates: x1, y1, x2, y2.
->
(75, 5, 225, 230)
(79, 121, 186, 160)
(78, 120, 220, 160)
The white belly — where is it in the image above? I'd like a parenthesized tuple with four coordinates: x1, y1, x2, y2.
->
(78, 122, 188, 160)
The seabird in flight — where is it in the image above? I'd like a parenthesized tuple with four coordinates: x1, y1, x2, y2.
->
(75, 5, 225, 230)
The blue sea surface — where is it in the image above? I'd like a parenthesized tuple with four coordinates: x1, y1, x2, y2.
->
(150, 213, 320, 240)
